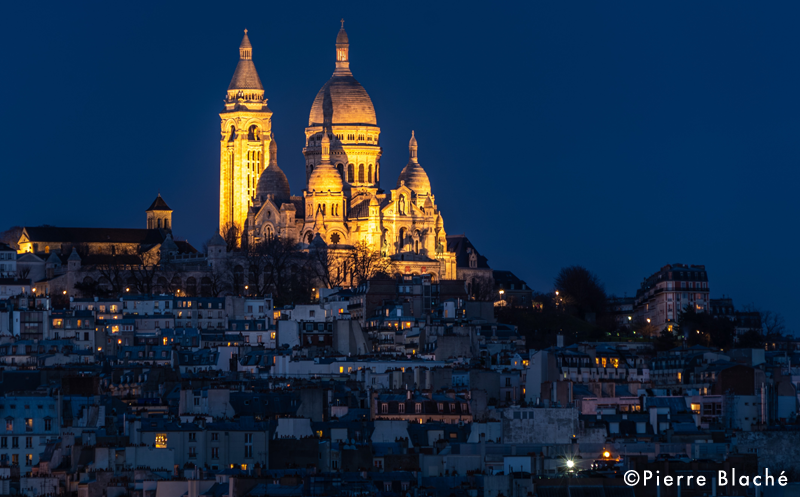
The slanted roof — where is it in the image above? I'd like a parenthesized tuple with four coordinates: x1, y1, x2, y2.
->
(146, 194, 172, 212)
(22, 226, 166, 246)
(446, 235, 490, 269)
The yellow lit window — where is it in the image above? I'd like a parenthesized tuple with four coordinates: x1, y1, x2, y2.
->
(690, 403, 700, 413)
(155, 433, 167, 448)
(111, 325, 119, 334)
(595, 357, 599, 365)
(339, 366, 344, 373)
(677, 372, 682, 382)
(271, 332, 276, 339)
(601, 357, 607, 368)
(611, 358, 619, 368)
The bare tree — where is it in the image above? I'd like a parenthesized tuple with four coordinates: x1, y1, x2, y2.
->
(348, 241, 392, 286)
(95, 244, 136, 296)
(307, 242, 349, 289)
(126, 248, 161, 295)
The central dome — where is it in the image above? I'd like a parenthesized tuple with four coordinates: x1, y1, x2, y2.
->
(309, 75, 376, 126)
(308, 24, 377, 126)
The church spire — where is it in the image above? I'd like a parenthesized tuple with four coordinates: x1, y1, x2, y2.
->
(334, 19, 351, 76)
(239, 29, 252, 60)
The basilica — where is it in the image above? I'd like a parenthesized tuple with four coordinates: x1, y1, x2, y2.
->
(219, 24, 462, 282)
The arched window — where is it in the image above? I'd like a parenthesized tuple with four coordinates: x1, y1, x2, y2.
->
(358, 164, 364, 183)
(415, 240, 419, 254)
(398, 228, 407, 249)
(306, 233, 314, 244)
(228, 125, 236, 142)
(347, 164, 354, 183)
(157, 219, 162, 228)
(171, 276, 182, 293)
(337, 163, 344, 177)
(164, 219, 169, 229)
(248, 125, 260, 141)
(186, 277, 197, 297)
(368, 165, 373, 183)
(331, 233, 341, 244)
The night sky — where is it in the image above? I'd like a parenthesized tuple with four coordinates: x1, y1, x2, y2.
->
(2, 2, 799, 330)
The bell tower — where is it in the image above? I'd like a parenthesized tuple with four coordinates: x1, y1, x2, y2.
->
(219, 29, 273, 235)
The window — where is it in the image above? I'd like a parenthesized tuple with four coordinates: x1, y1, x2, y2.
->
(11, 454, 18, 465)
(358, 164, 365, 183)
(188, 447, 197, 458)
(347, 164, 354, 182)
(244, 433, 253, 458)
(211, 448, 219, 459)
(415, 403, 422, 414)
(155, 433, 167, 448)
(25, 437, 31, 448)
(398, 403, 405, 414)
(189, 432, 197, 442)
(5, 418, 12, 431)
(368, 164, 373, 183)
(12, 437, 18, 448)
(212, 432, 219, 441)
(25, 454, 32, 466)
(0, 438, 6, 448)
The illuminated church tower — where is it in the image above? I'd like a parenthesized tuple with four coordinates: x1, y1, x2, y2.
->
(304, 21, 382, 195)
(219, 29, 273, 233)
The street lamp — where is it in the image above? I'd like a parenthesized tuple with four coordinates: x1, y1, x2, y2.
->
(566, 460, 575, 469)
(646, 318, 651, 324)
(126, 288, 130, 292)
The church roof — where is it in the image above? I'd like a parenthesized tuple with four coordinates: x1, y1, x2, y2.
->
(348, 199, 371, 219)
(309, 75, 376, 126)
(228, 30, 263, 90)
(23, 227, 167, 246)
(446, 235, 491, 269)
(146, 194, 171, 212)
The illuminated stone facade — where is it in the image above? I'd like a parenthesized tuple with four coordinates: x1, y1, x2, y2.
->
(220, 24, 458, 281)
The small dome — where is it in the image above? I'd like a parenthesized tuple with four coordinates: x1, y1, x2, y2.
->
(256, 165, 291, 202)
(308, 163, 343, 192)
(336, 26, 349, 45)
(308, 132, 343, 192)
(396, 131, 431, 195)
(256, 134, 290, 202)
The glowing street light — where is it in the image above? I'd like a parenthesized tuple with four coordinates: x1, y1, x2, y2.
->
(603, 451, 611, 459)
(566, 460, 575, 469)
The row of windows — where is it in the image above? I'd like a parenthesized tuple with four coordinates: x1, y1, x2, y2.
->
(0, 436, 38, 448)
(0, 454, 33, 466)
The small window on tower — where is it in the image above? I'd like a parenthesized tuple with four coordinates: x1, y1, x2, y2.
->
(331, 233, 341, 244)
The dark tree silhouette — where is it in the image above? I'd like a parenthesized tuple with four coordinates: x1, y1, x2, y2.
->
(553, 265, 607, 318)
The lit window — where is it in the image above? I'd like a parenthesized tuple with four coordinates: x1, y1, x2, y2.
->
(155, 433, 167, 448)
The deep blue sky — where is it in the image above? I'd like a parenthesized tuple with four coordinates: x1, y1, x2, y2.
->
(2, 2, 799, 330)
